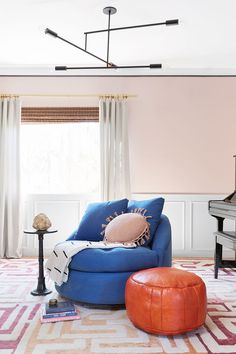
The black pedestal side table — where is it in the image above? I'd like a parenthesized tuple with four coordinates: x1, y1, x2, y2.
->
(24, 229, 58, 296)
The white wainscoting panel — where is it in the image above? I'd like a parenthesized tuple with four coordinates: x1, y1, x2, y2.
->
(133, 193, 235, 257)
(191, 201, 216, 251)
(23, 193, 235, 258)
(163, 201, 185, 251)
(34, 200, 80, 250)
(23, 194, 98, 257)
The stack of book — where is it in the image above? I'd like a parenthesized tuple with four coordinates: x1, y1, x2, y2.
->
(41, 301, 80, 323)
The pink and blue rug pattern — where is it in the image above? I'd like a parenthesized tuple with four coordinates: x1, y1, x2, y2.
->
(0, 259, 236, 353)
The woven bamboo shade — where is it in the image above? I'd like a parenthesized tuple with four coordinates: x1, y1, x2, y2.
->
(21, 107, 99, 123)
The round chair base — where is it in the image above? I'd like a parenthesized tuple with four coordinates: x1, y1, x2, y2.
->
(125, 267, 207, 335)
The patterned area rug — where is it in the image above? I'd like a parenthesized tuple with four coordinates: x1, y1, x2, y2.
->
(0, 259, 236, 354)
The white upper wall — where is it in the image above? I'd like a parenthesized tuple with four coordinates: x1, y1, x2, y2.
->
(1, 76, 235, 194)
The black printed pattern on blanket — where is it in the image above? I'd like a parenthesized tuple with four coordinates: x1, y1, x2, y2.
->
(45, 240, 136, 286)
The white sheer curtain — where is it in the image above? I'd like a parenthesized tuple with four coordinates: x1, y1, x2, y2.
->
(0, 97, 22, 258)
(99, 97, 131, 201)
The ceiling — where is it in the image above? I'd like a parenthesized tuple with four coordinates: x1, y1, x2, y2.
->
(1, 0, 236, 76)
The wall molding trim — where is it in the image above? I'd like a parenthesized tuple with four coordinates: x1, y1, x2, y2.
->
(23, 193, 234, 258)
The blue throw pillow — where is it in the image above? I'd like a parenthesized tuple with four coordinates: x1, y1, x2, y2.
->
(74, 199, 128, 241)
(127, 197, 164, 245)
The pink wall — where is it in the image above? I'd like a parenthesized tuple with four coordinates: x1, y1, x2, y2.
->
(1, 76, 236, 194)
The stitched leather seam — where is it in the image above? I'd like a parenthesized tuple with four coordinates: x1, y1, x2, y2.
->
(131, 279, 201, 289)
(150, 286, 153, 328)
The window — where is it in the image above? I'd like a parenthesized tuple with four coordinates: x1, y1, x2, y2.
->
(21, 107, 99, 194)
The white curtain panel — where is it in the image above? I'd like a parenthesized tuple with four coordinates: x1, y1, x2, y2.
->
(99, 97, 131, 201)
(0, 97, 22, 258)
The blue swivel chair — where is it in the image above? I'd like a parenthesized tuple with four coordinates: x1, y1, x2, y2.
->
(55, 214, 172, 305)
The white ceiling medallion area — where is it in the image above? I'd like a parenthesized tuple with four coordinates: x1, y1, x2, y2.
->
(0, 0, 236, 76)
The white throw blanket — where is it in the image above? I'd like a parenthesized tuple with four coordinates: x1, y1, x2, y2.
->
(45, 240, 136, 286)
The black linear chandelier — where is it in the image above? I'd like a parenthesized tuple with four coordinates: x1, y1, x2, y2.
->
(45, 6, 179, 71)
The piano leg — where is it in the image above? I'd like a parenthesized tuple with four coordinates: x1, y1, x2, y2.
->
(214, 240, 222, 279)
(216, 216, 224, 232)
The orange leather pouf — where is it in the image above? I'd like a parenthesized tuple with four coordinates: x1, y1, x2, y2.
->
(125, 267, 207, 335)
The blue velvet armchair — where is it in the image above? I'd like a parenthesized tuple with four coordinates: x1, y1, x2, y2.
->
(55, 214, 172, 305)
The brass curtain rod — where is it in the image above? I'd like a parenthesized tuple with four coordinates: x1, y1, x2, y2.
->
(0, 94, 19, 98)
(0, 93, 136, 98)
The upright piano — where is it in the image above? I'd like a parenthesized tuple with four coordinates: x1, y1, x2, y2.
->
(208, 199, 236, 278)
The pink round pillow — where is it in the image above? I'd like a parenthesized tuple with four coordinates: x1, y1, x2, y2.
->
(104, 213, 150, 245)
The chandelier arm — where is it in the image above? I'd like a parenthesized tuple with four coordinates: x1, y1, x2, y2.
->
(45, 28, 115, 66)
(57, 35, 110, 65)
(55, 64, 162, 70)
(84, 20, 179, 35)
(84, 33, 88, 51)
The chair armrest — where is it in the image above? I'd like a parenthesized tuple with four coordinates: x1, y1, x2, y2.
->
(151, 214, 172, 266)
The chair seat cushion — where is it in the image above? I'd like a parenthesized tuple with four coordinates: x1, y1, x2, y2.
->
(69, 246, 158, 273)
